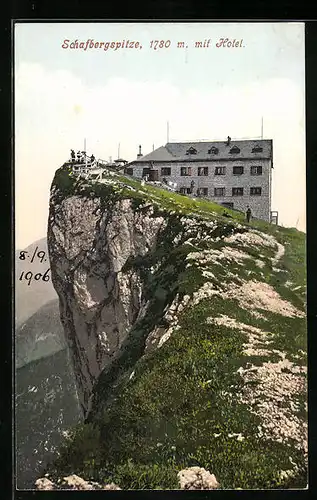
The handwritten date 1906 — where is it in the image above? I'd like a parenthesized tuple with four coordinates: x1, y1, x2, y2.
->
(19, 269, 51, 286)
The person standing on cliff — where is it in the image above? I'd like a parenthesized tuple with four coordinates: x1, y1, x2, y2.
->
(246, 206, 252, 223)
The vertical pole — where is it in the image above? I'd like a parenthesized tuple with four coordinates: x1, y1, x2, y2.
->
(84, 138, 87, 169)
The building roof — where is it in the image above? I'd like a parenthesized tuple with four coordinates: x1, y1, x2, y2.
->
(138, 145, 175, 162)
(129, 139, 272, 164)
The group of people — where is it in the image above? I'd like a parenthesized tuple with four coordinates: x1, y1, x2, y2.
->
(70, 149, 95, 164)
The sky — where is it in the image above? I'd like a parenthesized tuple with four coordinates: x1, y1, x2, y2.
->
(14, 22, 306, 248)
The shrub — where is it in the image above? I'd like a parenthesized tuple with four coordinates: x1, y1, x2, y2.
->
(101, 460, 179, 490)
(49, 423, 101, 479)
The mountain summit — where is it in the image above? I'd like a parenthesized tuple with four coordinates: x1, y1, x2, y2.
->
(45, 163, 307, 490)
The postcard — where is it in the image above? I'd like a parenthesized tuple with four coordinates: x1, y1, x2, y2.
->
(14, 21, 307, 491)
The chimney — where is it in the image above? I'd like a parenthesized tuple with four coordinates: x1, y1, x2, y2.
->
(137, 145, 143, 159)
(226, 136, 231, 146)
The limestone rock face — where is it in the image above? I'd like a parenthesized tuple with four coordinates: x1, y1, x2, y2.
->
(35, 474, 121, 490)
(35, 477, 55, 490)
(48, 195, 166, 415)
(43, 165, 307, 491)
(177, 467, 220, 490)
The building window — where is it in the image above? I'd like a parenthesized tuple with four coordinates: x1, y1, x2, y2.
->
(161, 167, 171, 176)
(250, 187, 262, 196)
(233, 166, 244, 175)
(232, 187, 244, 196)
(252, 145, 263, 153)
(142, 167, 151, 177)
(214, 187, 225, 197)
(180, 166, 192, 176)
(229, 146, 241, 154)
(250, 165, 262, 175)
(198, 166, 208, 176)
(215, 166, 226, 175)
(208, 146, 219, 155)
(125, 167, 133, 176)
(197, 187, 208, 197)
(185, 147, 197, 155)
(180, 187, 191, 194)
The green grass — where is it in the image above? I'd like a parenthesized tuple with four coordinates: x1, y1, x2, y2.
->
(48, 297, 306, 489)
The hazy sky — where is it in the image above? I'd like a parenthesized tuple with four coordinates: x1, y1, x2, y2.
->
(15, 22, 305, 248)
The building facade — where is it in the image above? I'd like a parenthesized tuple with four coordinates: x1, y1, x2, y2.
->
(126, 138, 273, 221)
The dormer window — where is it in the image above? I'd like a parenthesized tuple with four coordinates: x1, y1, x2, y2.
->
(185, 147, 197, 155)
(208, 146, 219, 155)
(252, 145, 263, 153)
(229, 146, 240, 154)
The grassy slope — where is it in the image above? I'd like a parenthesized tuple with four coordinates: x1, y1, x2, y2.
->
(47, 165, 306, 490)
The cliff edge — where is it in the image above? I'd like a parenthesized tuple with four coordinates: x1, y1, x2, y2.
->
(46, 164, 307, 489)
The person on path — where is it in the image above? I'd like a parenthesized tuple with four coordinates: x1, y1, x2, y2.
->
(246, 206, 252, 223)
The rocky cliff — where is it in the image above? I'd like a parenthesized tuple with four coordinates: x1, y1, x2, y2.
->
(46, 164, 307, 489)
(48, 184, 167, 415)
